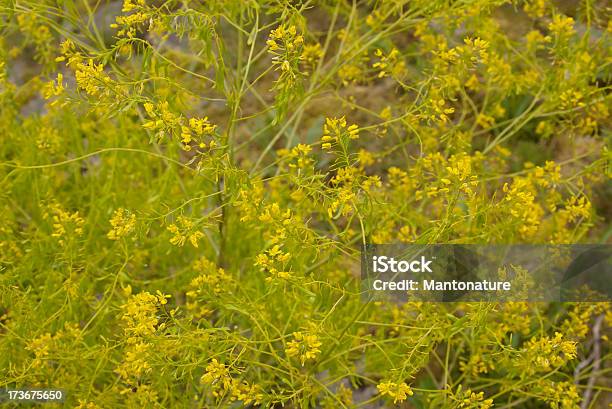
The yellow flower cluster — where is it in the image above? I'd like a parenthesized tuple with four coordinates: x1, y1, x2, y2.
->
(267, 25, 305, 119)
(258, 201, 302, 245)
(75, 400, 101, 409)
(377, 381, 414, 403)
(548, 15, 575, 38)
(373, 48, 405, 78)
(45, 203, 85, 246)
(115, 340, 152, 380)
(54, 39, 80, 66)
(16, 13, 54, 64)
(337, 59, 368, 85)
(267, 25, 304, 74)
(107, 208, 136, 240)
(433, 154, 479, 197)
(143, 101, 180, 139)
(2, 0, 611, 407)
(435, 37, 489, 68)
(35, 123, 62, 153)
(115, 290, 170, 395)
(561, 303, 606, 339)
(462, 37, 490, 63)
(321, 116, 359, 151)
(42, 72, 64, 102)
(285, 331, 322, 366)
(519, 332, 577, 375)
(187, 257, 233, 297)
(278, 143, 313, 171)
(110, 0, 149, 38)
(387, 167, 412, 193)
(486, 51, 514, 90)
(559, 195, 591, 223)
(26, 324, 82, 369)
(460, 352, 493, 378)
(166, 216, 204, 247)
(531, 380, 580, 409)
(235, 183, 265, 222)
(75, 60, 114, 97)
(451, 386, 493, 409)
(119, 290, 169, 341)
(26, 333, 53, 369)
(559, 89, 586, 109)
(180, 117, 217, 151)
(418, 93, 456, 124)
(201, 358, 231, 390)
(185, 260, 229, 320)
(255, 244, 292, 281)
(321, 383, 353, 408)
(502, 178, 542, 238)
(301, 43, 323, 71)
(523, 0, 548, 18)
(142, 101, 218, 152)
(201, 359, 263, 405)
(325, 160, 382, 220)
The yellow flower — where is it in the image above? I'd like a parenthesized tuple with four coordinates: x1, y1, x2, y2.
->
(358, 149, 375, 168)
(42, 72, 64, 100)
(462, 37, 489, 63)
(44, 203, 85, 246)
(301, 43, 323, 67)
(377, 381, 414, 403)
(26, 333, 54, 368)
(282, 143, 313, 169)
(121, 0, 145, 13)
(231, 380, 264, 406)
(286, 331, 322, 366)
(75, 60, 113, 97)
(321, 116, 360, 151)
(523, 0, 547, 18)
(520, 332, 577, 374)
(107, 208, 136, 240)
(373, 48, 405, 78)
(548, 14, 575, 37)
(267, 25, 304, 72)
(255, 242, 292, 281)
(560, 195, 591, 223)
(180, 117, 216, 151)
(120, 291, 169, 340)
(559, 89, 585, 109)
(167, 216, 203, 247)
(201, 358, 232, 389)
(75, 400, 102, 409)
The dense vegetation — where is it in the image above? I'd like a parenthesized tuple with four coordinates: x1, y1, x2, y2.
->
(0, 0, 610, 407)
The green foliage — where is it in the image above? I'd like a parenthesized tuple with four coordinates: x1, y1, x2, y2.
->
(0, 0, 610, 408)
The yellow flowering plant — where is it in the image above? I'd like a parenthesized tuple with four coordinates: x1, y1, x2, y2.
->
(0, 0, 610, 408)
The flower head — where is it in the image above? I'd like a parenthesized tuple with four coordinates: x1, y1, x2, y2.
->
(286, 331, 322, 366)
(377, 381, 414, 403)
(107, 208, 136, 240)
